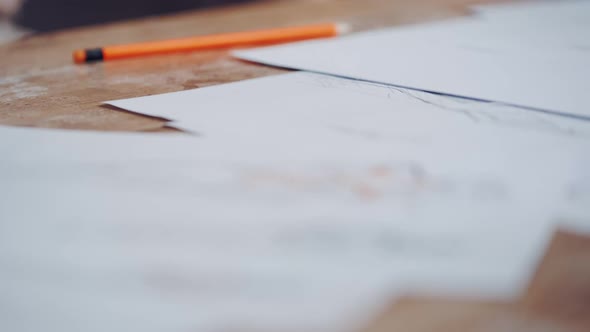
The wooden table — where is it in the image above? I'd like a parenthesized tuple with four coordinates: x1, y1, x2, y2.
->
(0, 0, 494, 132)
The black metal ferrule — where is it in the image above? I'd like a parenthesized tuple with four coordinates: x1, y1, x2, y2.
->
(85, 48, 104, 62)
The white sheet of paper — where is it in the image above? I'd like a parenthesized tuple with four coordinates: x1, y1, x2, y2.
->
(472, 0, 590, 51)
(107, 72, 590, 141)
(233, 2, 590, 118)
(1, 124, 586, 332)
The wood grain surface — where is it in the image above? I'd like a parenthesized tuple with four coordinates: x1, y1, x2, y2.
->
(0, 0, 492, 132)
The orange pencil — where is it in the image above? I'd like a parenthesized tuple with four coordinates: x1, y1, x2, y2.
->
(73, 22, 348, 63)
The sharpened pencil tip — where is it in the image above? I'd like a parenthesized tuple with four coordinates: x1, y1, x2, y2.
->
(335, 23, 352, 35)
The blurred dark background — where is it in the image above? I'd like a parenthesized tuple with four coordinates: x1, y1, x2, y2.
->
(11, 0, 254, 32)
